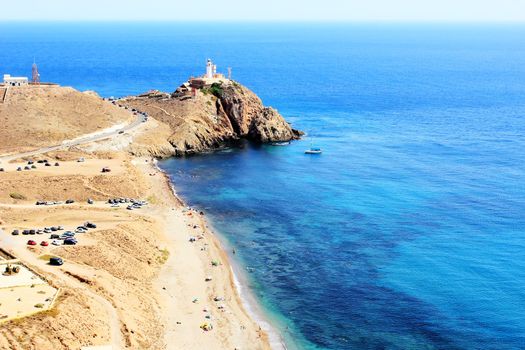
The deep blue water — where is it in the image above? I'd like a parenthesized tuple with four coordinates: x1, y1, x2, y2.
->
(2, 23, 525, 350)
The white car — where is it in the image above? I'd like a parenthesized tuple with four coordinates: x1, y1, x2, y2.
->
(51, 240, 61, 246)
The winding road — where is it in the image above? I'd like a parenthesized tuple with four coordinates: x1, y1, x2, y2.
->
(0, 112, 146, 163)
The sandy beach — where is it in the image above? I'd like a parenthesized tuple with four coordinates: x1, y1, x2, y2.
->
(137, 157, 273, 350)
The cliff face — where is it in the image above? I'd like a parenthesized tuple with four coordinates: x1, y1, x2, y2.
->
(121, 81, 302, 156)
(218, 84, 300, 142)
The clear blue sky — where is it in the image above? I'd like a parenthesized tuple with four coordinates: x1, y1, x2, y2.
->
(1, 0, 524, 22)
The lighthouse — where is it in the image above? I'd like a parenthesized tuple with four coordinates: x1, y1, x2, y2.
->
(188, 58, 228, 91)
(206, 59, 214, 79)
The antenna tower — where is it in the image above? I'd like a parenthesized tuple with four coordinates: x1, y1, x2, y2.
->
(227, 67, 232, 80)
(32, 60, 40, 84)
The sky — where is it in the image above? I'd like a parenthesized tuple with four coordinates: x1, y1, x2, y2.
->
(0, 0, 524, 22)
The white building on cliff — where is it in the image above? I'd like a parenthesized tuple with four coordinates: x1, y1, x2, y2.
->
(3, 74, 29, 86)
(188, 59, 229, 90)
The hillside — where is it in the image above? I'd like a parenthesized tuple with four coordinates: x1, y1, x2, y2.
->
(0, 85, 134, 154)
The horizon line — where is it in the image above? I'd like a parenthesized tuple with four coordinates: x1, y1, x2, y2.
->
(1, 19, 525, 24)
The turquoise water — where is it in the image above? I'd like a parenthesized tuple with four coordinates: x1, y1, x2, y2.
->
(2, 23, 525, 349)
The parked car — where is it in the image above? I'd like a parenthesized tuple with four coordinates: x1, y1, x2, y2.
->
(40, 241, 49, 246)
(87, 198, 94, 204)
(45, 163, 51, 167)
(49, 257, 64, 266)
(51, 240, 61, 246)
(11, 229, 19, 235)
(85, 222, 97, 229)
(63, 238, 77, 245)
(0, 168, 5, 172)
(22, 230, 29, 235)
(54, 162, 60, 166)
(78, 157, 85, 163)
(29, 229, 36, 235)
(65, 199, 75, 204)
(27, 240, 37, 246)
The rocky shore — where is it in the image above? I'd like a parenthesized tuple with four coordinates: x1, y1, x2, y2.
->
(120, 80, 302, 156)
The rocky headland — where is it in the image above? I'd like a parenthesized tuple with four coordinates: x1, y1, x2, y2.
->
(120, 80, 302, 156)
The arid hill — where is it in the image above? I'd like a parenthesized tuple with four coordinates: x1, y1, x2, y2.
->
(0, 85, 133, 154)
(120, 81, 302, 156)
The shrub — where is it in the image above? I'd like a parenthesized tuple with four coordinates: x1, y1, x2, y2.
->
(209, 83, 223, 98)
(9, 192, 26, 200)
(157, 248, 170, 264)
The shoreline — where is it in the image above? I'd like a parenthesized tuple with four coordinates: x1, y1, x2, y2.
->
(229, 245, 289, 350)
(152, 157, 288, 349)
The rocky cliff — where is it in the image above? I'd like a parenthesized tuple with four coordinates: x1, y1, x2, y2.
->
(120, 81, 302, 156)
(217, 83, 301, 142)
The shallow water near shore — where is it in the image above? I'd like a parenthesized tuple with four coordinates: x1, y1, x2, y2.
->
(2, 22, 525, 349)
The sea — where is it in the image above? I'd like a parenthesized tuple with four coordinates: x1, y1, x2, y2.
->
(1, 22, 525, 350)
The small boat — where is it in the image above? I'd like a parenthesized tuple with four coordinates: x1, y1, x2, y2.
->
(305, 147, 322, 154)
(271, 141, 290, 146)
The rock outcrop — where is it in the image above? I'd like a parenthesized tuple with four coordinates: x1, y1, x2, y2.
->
(218, 84, 301, 142)
(121, 81, 302, 156)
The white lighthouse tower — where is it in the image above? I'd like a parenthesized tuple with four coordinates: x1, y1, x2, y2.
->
(206, 59, 214, 79)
